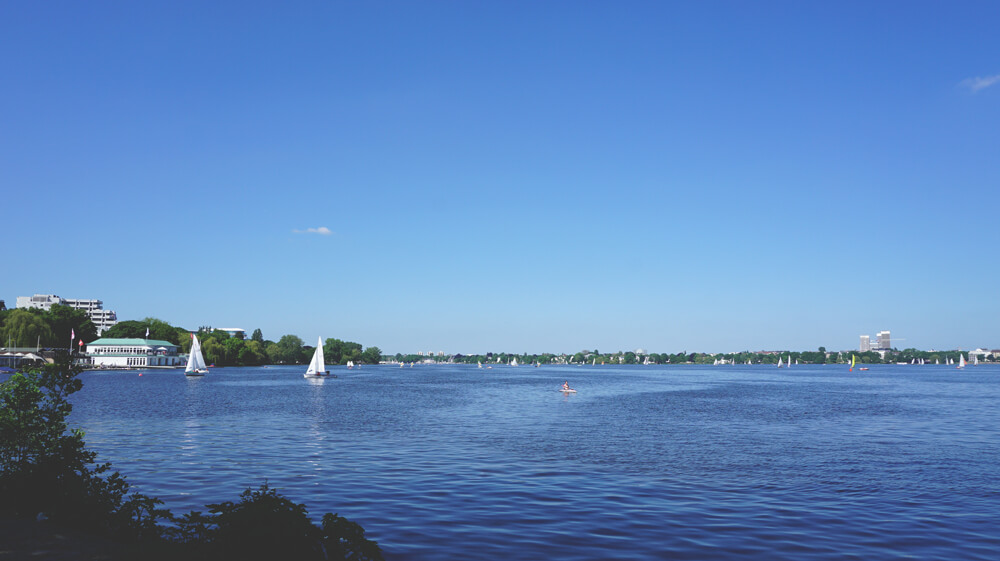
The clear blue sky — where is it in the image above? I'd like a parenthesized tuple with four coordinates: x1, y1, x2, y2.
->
(3, 1, 998, 354)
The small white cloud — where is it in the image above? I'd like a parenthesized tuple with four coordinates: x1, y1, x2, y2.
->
(293, 226, 333, 235)
(960, 74, 1000, 93)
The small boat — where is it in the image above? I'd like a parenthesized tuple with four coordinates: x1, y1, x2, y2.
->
(957, 354, 966, 369)
(478, 361, 482, 369)
(777, 356, 784, 368)
(185, 334, 209, 376)
(850, 354, 855, 372)
(347, 360, 354, 369)
(859, 367, 869, 371)
(304, 337, 333, 378)
(559, 388, 577, 393)
(511, 358, 518, 367)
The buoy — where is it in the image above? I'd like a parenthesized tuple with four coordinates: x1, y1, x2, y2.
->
(138, 373, 143, 377)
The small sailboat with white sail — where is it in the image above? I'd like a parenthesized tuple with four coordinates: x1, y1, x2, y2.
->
(304, 337, 333, 378)
(777, 356, 784, 368)
(185, 334, 209, 376)
(957, 354, 966, 369)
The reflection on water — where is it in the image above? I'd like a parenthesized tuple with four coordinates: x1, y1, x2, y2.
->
(70, 364, 1000, 560)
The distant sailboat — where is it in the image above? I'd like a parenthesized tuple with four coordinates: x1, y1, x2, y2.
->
(304, 337, 331, 378)
(511, 357, 518, 367)
(347, 361, 354, 369)
(957, 354, 966, 369)
(478, 361, 482, 369)
(777, 356, 784, 368)
(185, 334, 208, 376)
(850, 354, 855, 372)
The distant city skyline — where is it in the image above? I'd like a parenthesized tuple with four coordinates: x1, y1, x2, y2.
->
(3, 2, 998, 354)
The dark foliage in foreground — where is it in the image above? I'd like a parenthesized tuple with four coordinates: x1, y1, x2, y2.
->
(0, 355, 383, 560)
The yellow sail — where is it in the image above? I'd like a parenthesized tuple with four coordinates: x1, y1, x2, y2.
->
(850, 354, 855, 372)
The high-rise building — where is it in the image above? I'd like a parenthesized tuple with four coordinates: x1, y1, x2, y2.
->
(877, 331, 891, 350)
(860, 335, 871, 352)
(17, 294, 119, 335)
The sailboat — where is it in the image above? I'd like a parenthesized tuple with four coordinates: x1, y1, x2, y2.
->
(777, 356, 784, 368)
(478, 361, 482, 368)
(304, 337, 332, 378)
(974, 354, 979, 366)
(511, 357, 518, 367)
(957, 354, 966, 369)
(347, 361, 354, 369)
(850, 354, 855, 372)
(185, 334, 209, 376)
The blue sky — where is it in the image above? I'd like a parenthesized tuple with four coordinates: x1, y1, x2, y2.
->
(3, 1, 998, 354)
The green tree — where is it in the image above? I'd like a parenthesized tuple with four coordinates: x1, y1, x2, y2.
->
(102, 318, 181, 344)
(44, 304, 98, 348)
(201, 337, 223, 366)
(0, 309, 55, 347)
(265, 343, 283, 364)
(362, 346, 382, 364)
(251, 329, 264, 343)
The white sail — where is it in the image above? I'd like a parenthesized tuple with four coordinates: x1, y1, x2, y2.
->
(958, 354, 966, 369)
(186, 335, 208, 374)
(974, 354, 979, 366)
(305, 337, 328, 377)
(511, 357, 518, 367)
(478, 361, 482, 368)
(777, 357, 783, 368)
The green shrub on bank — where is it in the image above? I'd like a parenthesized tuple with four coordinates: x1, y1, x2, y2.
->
(0, 355, 384, 560)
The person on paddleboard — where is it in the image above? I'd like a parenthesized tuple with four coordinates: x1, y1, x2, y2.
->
(562, 381, 571, 390)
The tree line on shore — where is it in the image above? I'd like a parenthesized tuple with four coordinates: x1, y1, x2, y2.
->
(102, 319, 384, 367)
(0, 309, 383, 367)
(401, 347, 993, 365)
(3, 308, 987, 368)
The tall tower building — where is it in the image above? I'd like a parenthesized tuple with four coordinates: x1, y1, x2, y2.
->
(860, 335, 871, 352)
(877, 331, 891, 350)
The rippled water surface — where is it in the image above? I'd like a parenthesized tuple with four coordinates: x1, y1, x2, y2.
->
(69, 364, 1000, 560)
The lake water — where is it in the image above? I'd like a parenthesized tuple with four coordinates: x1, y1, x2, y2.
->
(68, 364, 1000, 560)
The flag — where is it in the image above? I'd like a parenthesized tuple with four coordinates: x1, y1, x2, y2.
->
(70, 328, 74, 350)
(145, 327, 150, 338)
(78, 339, 83, 347)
